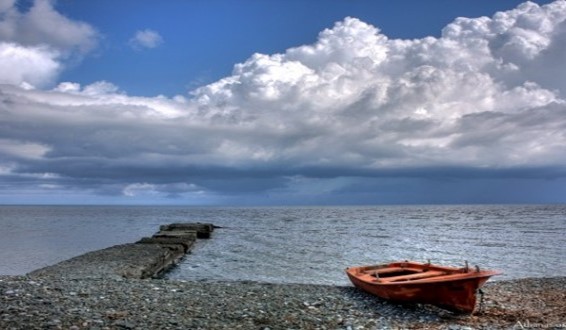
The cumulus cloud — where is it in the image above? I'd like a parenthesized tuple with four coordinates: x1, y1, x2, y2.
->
(189, 1, 566, 170)
(129, 29, 163, 50)
(0, 0, 98, 54)
(0, 0, 98, 88)
(1, 1, 566, 203)
(0, 42, 61, 86)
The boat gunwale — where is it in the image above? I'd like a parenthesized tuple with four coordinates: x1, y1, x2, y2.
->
(346, 263, 501, 286)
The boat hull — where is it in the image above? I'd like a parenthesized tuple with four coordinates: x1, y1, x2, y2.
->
(346, 261, 500, 313)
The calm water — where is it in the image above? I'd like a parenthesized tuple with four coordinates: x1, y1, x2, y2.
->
(0, 205, 564, 285)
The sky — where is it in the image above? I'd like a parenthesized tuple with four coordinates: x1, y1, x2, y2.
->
(0, 0, 565, 205)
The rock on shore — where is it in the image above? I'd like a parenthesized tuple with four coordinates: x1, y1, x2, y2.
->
(1, 276, 564, 329)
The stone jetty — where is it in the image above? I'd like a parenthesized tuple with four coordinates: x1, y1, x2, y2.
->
(29, 223, 216, 280)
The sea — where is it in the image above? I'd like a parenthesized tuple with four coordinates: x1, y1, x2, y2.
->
(0, 205, 564, 285)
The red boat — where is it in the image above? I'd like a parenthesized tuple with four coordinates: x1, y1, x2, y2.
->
(346, 260, 501, 313)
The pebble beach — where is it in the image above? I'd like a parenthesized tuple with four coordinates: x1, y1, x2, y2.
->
(1, 275, 565, 329)
(1, 223, 564, 329)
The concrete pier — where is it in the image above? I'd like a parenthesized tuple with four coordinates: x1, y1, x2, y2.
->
(29, 223, 215, 280)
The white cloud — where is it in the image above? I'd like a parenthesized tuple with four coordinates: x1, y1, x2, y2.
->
(123, 183, 156, 197)
(0, 42, 61, 87)
(0, 1, 565, 202)
(53, 81, 80, 93)
(0, 0, 98, 88)
(188, 1, 566, 170)
(129, 29, 163, 50)
(0, 138, 51, 159)
(0, 0, 98, 54)
(81, 81, 120, 96)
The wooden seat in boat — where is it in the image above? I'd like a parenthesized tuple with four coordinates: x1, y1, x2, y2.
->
(377, 270, 447, 283)
(364, 267, 422, 276)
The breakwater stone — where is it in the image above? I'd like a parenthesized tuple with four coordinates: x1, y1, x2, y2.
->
(28, 222, 215, 280)
(159, 223, 216, 238)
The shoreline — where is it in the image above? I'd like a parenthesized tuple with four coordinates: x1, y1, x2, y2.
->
(2, 222, 564, 329)
(1, 275, 564, 329)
